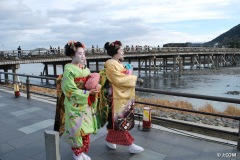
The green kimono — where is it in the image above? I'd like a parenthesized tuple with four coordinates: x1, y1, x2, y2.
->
(61, 63, 98, 148)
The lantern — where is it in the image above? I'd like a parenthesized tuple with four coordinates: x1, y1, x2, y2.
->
(142, 106, 151, 131)
(14, 83, 20, 98)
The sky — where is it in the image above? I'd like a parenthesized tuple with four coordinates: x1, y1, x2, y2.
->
(0, 0, 239, 50)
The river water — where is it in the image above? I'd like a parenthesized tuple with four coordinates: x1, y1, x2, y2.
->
(2, 62, 239, 112)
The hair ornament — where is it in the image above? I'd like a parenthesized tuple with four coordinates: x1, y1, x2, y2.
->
(114, 40, 120, 49)
(110, 42, 114, 46)
(81, 43, 85, 49)
(68, 40, 77, 51)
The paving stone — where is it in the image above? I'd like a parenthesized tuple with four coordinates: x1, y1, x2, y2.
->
(10, 107, 42, 116)
(0, 140, 44, 160)
(163, 145, 201, 160)
(6, 131, 43, 148)
(31, 151, 46, 160)
(146, 138, 176, 155)
(130, 149, 166, 160)
(0, 129, 25, 143)
(0, 103, 8, 108)
(0, 142, 15, 155)
(177, 135, 207, 151)
(18, 119, 54, 134)
(231, 147, 240, 160)
(197, 141, 233, 160)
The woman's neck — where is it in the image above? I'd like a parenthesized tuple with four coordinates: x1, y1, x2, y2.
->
(71, 61, 83, 68)
(112, 57, 118, 61)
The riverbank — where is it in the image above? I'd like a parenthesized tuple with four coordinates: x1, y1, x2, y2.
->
(135, 96, 240, 129)
(182, 66, 240, 75)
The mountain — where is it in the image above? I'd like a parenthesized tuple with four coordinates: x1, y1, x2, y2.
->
(203, 24, 240, 48)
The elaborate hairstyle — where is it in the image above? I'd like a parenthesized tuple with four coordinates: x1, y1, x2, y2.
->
(64, 40, 85, 57)
(104, 40, 122, 57)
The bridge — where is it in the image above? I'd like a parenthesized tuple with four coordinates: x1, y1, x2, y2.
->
(0, 47, 240, 83)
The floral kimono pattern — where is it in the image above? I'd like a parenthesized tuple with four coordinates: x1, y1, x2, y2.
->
(104, 59, 137, 131)
(96, 68, 111, 128)
(60, 64, 98, 148)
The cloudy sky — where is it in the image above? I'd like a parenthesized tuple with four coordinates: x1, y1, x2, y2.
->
(0, 0, 239, 50)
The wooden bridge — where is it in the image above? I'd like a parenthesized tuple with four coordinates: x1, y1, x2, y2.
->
(0, 47, 240, 83)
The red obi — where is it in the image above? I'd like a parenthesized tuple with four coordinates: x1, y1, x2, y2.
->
(74, 76, 95, 106)
(74, 77, 88, 83)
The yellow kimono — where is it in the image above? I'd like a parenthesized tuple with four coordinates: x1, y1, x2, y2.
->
(105, 59, 137, 131)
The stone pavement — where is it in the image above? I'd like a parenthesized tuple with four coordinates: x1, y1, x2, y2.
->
(1, 89, 240, 160)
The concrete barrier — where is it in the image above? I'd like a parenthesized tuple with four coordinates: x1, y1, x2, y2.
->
(44, 130, 61, 160)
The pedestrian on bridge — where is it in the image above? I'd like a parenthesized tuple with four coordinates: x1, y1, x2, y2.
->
(99, 40, 144, 154)
(55, 40, 100, 160)
(17, 46, 21, 57)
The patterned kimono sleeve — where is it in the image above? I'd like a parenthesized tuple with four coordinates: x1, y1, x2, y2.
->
(61, 69, 89, 106)
(106, 64, 137, 87)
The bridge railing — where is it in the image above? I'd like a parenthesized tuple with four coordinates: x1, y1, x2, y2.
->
(1, 47, 240, 58)
(0, 71, 240, 149)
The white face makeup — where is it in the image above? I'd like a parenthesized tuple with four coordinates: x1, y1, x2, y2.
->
(115, 46, 124, 61)
(72, 47, 86, 64)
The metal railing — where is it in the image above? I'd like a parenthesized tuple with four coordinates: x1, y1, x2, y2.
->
(0, 71, 56, 99)
(1, 71, 240, 149)
(134, 87, 240, 149)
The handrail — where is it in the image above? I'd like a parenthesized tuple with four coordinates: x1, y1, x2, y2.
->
(135, 113, 239, 136)
(135, 101, 240, 120)
(0, 71, 56, 99)
(136, 87, 240, 104)
(0, 71, 56, 80)
(134, 87, 240, 149)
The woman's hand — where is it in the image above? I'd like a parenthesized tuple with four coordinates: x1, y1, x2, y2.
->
(89, 89, 99, 96)
(96, 84, 102, 91)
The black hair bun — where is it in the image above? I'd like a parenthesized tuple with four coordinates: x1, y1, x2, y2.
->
(64, 41, 85, 57)
(104, 42, 110, 50)
(64, 44, 74, 57)
(104, 40, 122, 57)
